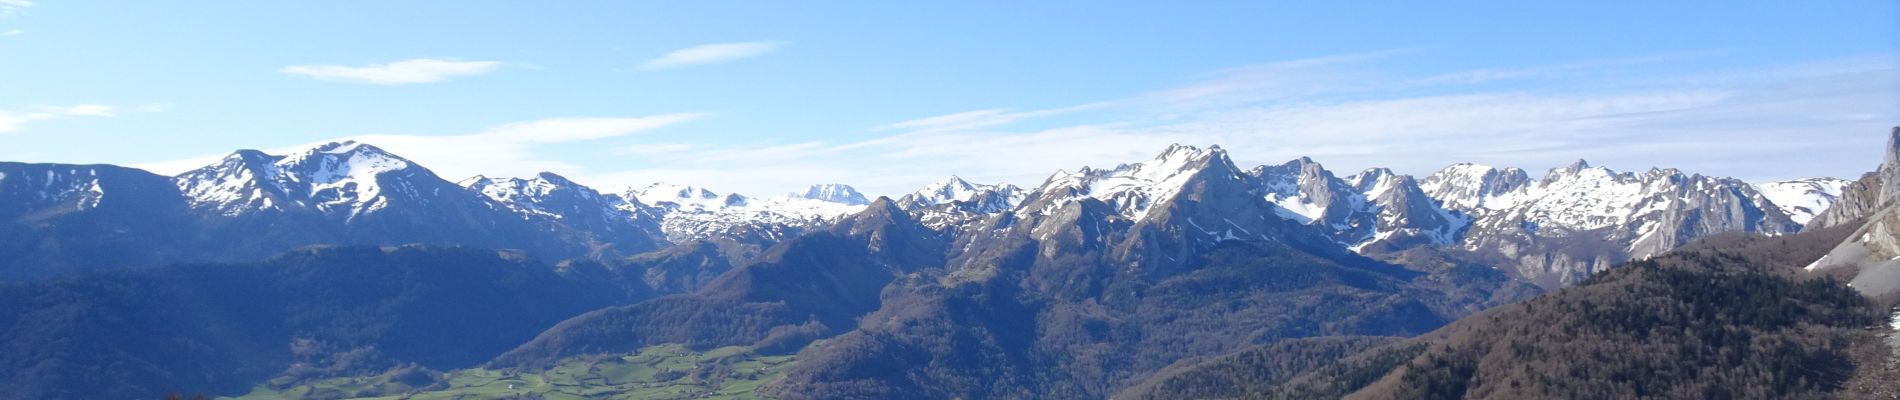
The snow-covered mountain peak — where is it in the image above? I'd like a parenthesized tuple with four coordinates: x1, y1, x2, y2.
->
(275, 141, 416, 186)
(174, 141, 431, 217)
(1028, 144, 1235, 220)
(622, 182, 869, 243)
(1248, 157, 1352, 224)
(629, 183, 729, 210)
(921, 175, 977, 196)
(904, 175, 1019, 205)
(896, 176, 1025, 228)
(1419, 163, 1532, 212)
(1563, 158, 1591, 172)
(1758, 177, 1851, 225)
(463, 172, 593, 203)
(797, 183, 870, 205)
(1346, 168, 1396, 189)
(463, 172, 629, 221)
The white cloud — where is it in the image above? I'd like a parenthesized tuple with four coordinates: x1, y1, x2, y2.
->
(0, 0, 31, 16)
(0, 104, 118, 133)
(640, 41, 783, 71)
(132, 52, 1900, 199)
(2, 29, 21, 36)
(279, 58, 502, 85)
(476, 115, 706, 143)
(135, 114, 706, 181)
(878, 103, 1106, 134)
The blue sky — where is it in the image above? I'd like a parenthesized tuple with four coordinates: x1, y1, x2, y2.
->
(2, 1, 1897, 196)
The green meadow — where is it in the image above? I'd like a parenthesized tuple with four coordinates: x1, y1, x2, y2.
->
(228, 344, 793, 400)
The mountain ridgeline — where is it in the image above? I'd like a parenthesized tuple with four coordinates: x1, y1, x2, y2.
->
(0, 128, 1885, 399)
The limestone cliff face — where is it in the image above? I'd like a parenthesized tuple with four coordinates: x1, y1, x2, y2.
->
(1808, 126, 1900, 230)
(1805, 126, 1900, 296)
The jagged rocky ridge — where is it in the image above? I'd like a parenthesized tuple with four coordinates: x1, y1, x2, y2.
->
(0, 141, 875, 280)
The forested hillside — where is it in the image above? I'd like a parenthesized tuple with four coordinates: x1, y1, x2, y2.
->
(1124, 223, 1900, 399)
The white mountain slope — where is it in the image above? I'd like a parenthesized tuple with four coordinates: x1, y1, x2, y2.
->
(1027, 144, 1231, 221)
(1758, 178, 1851, 225)
(626, 182, 870, 242)
(461, 172, 656, 226)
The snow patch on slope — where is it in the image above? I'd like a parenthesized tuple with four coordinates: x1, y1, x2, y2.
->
(1757, 177, 1851, 225)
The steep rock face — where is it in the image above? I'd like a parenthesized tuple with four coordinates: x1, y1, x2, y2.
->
(1809, 127, 1900, 230)
(1245, 159, 1467, 253)
(1804, 126, 1900, 296)
(1342, 168, 1469, 253)
(1248, 157, 1358, 225)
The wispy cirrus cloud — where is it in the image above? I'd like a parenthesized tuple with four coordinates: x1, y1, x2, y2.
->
(279, 58, 503, 85)
(640, 41, 783, 71)
(877, 103, 1108, 134)
(136, 114, 707, 180)
(0, 0, 32, 16)
(0, 104, 117, 133)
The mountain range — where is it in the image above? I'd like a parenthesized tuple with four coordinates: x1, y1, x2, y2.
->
(0, 129, 1885, 399)
(0, 140, 1837, 287)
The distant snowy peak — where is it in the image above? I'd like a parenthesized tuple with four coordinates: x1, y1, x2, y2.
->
(1249, 157, 1353, 224)
(898, 176, 1024, 212)
(624, 182, 869, 242)
(174, 141, 428, 217)
(1510, 161, 1651, 231)
(797, 183, 870, 205)
(1027, 144, 1235, 220)
(628, 182, 744, 211)
(1419, 163, 1531, 212)
(462, 172, 633, 221)
(1758, 177, 1851, 225)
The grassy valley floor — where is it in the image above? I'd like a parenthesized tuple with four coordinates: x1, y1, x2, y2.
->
(227, 344, 792, 400)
